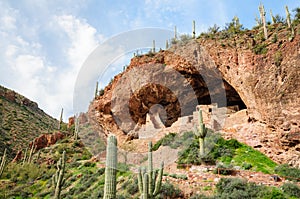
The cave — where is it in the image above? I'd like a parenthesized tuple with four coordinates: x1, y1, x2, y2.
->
(128, 75, 247, 128)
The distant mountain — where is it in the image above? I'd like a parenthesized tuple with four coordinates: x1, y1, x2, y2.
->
(0, 85, 58, 158)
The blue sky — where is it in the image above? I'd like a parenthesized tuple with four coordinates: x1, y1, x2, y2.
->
(0, 0, 299, 120)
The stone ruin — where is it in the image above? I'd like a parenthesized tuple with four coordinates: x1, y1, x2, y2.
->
(133, 103, 242, 139)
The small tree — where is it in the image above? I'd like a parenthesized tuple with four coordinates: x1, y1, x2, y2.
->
(225, 16, 243, 35)
(208, 24, 220, 34)
(293, 7, 300, 25)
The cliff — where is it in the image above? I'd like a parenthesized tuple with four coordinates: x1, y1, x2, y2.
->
(88, 23, 300, 166)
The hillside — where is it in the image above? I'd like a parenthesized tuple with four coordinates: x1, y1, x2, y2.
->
(1, 6, 300, 199)
(0, 85, 59, 158)
(89, 22, 300, 167)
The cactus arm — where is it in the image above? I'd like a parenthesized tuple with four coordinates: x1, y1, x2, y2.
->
(143, 173, 149, 199)
(138, 167, 143, 194)
(153, 162, 164, 196)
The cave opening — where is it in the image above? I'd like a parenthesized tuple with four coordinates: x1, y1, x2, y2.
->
(128, 77, 247, 128)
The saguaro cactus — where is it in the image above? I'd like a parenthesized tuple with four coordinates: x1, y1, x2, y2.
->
(192, 20, 196, 39)
(285, 5, 291, 28)
(259, 3, 268, 39)
(74, 114, 79, 141)
(270, 9, 276, 24)
(58, 108, 63, 130)
(103, 135, 118, 199)
(152, 40, 155, 53)
(285, 5, 295, 41)
(52, 150, 66, 199)
(0, 148, 7, 177)
(22, 147, 28, 166)
(28, 143, 37, 163)
(165, 40, 169, 49)
(194, 109, 208, 156)
(95, 81, 99, 98)
(138, 142, 164, 199)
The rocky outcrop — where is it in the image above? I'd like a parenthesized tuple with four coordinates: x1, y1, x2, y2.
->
(0, 85, 40, 113)
(31, 132, 64, 150)
(89, 24, 300, 166)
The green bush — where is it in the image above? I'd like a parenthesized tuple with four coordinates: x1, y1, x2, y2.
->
(275, 164, 300, 182)
(126, 177, 139, 195)
(242, 162, 252, 170)
(83, 161, 96, 167)
(281, 182, 300, 198)
(157, 180, 183, 198)
(258, 187, 286, 199)
(274, 51, 283, 67)
(216, 178, 262, 198)
(214, 164, 234, 175)
(164, 173, 188, 180)
(253, 43, 268, 55)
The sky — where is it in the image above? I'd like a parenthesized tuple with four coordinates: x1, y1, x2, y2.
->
(0, 0, 299, 121)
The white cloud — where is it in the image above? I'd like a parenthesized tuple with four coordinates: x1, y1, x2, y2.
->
(0, 2, 104, 120)
(55, 15, 103, 69)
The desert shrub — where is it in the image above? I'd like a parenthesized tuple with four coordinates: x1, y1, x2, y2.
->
(190, 193, 212, 199)
(152, 133, 177, 151)
(126, 177, 139, 195)
(275, 164, 300, 182)
(258, 187, 286, 199)
(242, 162, 252, 170)
(97, 167, 106, 175)
(157, 180, 183, 198)
(274, 51, 283, 67)
(164, 173, 188, 180)
(206, 138, 241, 164)
(281, 182, 300, 198)
(253, 43, 268, 54)
(216, 178, 262, 198)
(177, 138, 202, 165)
(214, 164, 234, 175)
(5, 162, 49, 183)
(83, 161, 96, 167)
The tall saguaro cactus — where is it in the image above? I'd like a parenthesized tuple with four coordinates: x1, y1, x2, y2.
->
(192, 20, 196, 39)
(270, 9, 276, 24)
(103, 135, 118, 199)
(285, 5, 295, 41)
(152, 40, 155, 53)
(58, 108, 63, 130)
(0, 148, 7, 177)
(28, 143, 37, 163)
(95, 81, 99, 99)
(259, 3, 268, 39)
(138, 142, 164, 199)
(52, 150, 66, 199)
(23, 147, 28, 166)
(74, 114, 79, 141)
(285, 5, 291, 28)
(194, 109, 208, 156)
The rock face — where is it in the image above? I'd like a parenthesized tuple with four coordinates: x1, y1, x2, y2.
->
(89, 24, 300, 166)
(31, 132, 64, 150)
